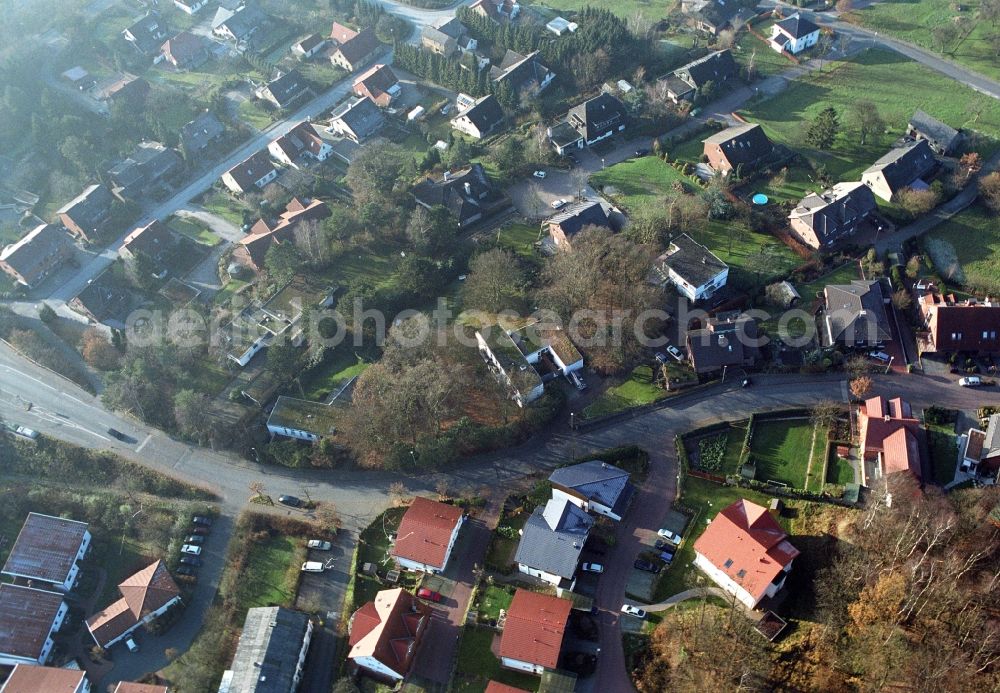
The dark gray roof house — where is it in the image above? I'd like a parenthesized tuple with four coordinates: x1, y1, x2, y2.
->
(123, 12, 168, 55)
(514, 498, 594, 584)
(411, 163, 507, 227)
(702, 122, 774, 174)
(180, 111, 225, 155)
(686, 312, 760, 374)
(773, 13, 820, 39)
(545, 199, 612, 249)
(861, 139, 936, 202)
(212, 5, 266, 43)
(450, 94, 505, 139)
(907, 110, 962, 155)
(548, 461, 634, 521)
(57, 184, 114, 241)
(693, 1, 756, 34)
(259, 70, 311, 109)
(220, 606, 312, 693)
(653, 232, 729, 301)
(328, 97, 385, 142)
(822, 279, 892, 348)
(107, 142, 182, 200)
(662, 49, 737, 102)
(565, 93, 628, 146)
(789, 181, 877, 249)
(490, 50, 555, 93)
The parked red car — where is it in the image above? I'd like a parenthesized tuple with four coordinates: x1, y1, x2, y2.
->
(417, 587, 442, 602)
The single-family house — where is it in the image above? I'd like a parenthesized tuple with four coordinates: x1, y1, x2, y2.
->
(907, 110, 962, 155)
(514, 497, 593, 591)
(450, 94, 505, 139)
(233, 198, 330, 272)
(114, 683, 168, 693)
(917, 291, 1000, 354)
(475, 328, 545, 406)
(353, 64, 400, 108)
(485, 683, 530, 693)
(221, 150, 278, 195)
(330, 26, 382, 72)
(685, 312, 760, 375)
(58, 185, 114, 242)
(545, 198, 612, 250)
(391, 497, 465, 573)
(118, 220, 178, 268)
(160, 31, 209, 70)
(348, 588, 430, 682)
(108, 141, 182, 201)
(218, 607, 312, 693)
(548, 460, 634, 521)
(0, 584, 68, 667)
(822, 279, 892, 349)
(268, 121, 333, 167)
(546, 17, 578, 35)
(694, 499, 800, 609)
(0, 664, 90, 693)
(180, 111, 225, 156)
(292, 33, 327, 59)
(960, 414, 1000, 479)
(1, 513, 91, 592)
(857, 395, 925, 484)
(95, 74, 149, 105)
(702, 123, 774, 175)
(257, 70, 312, 109)
(0, 224, 74, 289)
(652, 232, 729, 301)
(61, 66, 95, 90)
(690, 0, 757, 35)
(123, 12, 168, 56)
(421, 26, 458, 55)
(788, 181, 877, 249)
(660, 49, 737, 103)
(174, 0, 207, 15)
(498, 590, 571, 674)
(548, 93, 627, 154)
(470, 0, 521, 21)
(769, 13, 820, 54)
(411, 163, 506, 227)
(490, 50, 555, 94)
(328, 97, 385, 142)
(861, 139, 936, 202)
(266, 396, 338, 441)
(86, 560, 181, 649)
(212, 5, 266, 45)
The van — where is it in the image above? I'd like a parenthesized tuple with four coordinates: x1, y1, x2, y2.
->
(301, 561, 325, 573)
(125, 637, 139, 653)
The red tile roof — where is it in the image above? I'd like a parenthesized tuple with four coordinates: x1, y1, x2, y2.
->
(498, 590, 571, 669)
(485, 683, 531, 693)
(113, 683, 169, 693)
(882, 427, 921, 476)
(391, 497, 463, 569)
(86, 560, 180, 646)
(858, 395, 924, 481)
(693, 499, 799, 605)
(0, 584, 65, 661)
(1, 664, 87, 692)
(330, 22, 359, 43)
(348, 588, 429, 678)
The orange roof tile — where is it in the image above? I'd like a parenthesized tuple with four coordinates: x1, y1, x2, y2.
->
(119, 560, 180, 620)
(486, 682, 531, 693)
(348, 588, 430, 678)
(391, 497, 463, 569)
(498, 590, 571, 669)
(1, 664, 87, 692)
(113, 683, 169, 693)
(882, 427, 921, 476)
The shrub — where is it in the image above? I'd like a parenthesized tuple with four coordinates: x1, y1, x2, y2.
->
(696, 434, 728, 471)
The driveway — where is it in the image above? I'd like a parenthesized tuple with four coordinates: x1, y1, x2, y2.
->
(296, 532, 353, 693)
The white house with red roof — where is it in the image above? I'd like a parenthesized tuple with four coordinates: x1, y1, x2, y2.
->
(390, 497, 465, 574)
(857, 395, 925, 485)
(86, 560, 181, 648)
(348, 588, 430, 682)
(498, 589, 571, 675)
(693, 499, 799, 609)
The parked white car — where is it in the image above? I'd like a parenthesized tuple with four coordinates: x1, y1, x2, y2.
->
(550, 198, 567, 209)
(533, 170, 546, 178)
(656, 528, 682, 544)
(959, 376, 983, 387)
(180, 544, 202, 555)
(582, 562, 604, 573)
(307, 540, 332, 550)
(621, 604, 646, 619)
(13, 426, 38, 440)
(302, 561, 326, 573)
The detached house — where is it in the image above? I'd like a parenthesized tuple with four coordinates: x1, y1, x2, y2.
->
(268, 121, 333, 167)
(292, 33, 327, 59)
(0, 584, 68, 667)
(660, 49, 737, 103)
(545, 198, 612, 250)
(514, 497, 593, 591)
(685, 312, 760, 375)
(123, 12, 167, 56)
(490, 50, 555, 95)
(789, 181, 877, 249)
(257, 70, 312, 109)
(548, 460, 634, 521)
(108, 141, 182, 201)
(694, 499, 800, 609)
(0, 224, 74, 289)
(328, 97, 385, 142)
(769, 13, 820, 54)
(348, 588, 430, 682)
(822, 279, 892, 349)
(353, 64, 400, 107)
(918, 290, 1000, 354)
(86, 560, 181, 649)
(857, 395, 925, 484)
(118, 220, 179, 269)
(174, 0, 207, 15)
(58, 184, 114, 242)
(330, 26, 382, 72)
(450, 94, 505, 139)
(652, 233, 729, 301)
(160, 31, 208, 70)
(411, 163, 506, 227)
(476, 320, 583, 406)
(498, 590, 571, 675)
(266, 396, 338, 441)
(1, 513, 91, 593)
(907, 110, 962, 155)
(221, 150, 278, 194)
(391, 497, 465, 574)
(960, 414, 1000, 479)
(212, 5, 266, 45)
(689, 0, 757, 35)
(219, 607, 312, 693)
(0, 665, 90, 693)
(702, 123, 774, 176)
(548, 93, 628, 154)
(470, 0, 521, 21)
(234, 198, 330, 272)
(180, 111, 225, 156)
(861, 139, 936, 202)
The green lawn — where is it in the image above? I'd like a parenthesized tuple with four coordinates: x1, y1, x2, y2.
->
(524, 0, 656, 18)
(352, 507, 413, 610)
(922, 203, 1000, 295)
(742, 49, 1000, 181)
(475, 584, 514, 622)
(591, 156, 694, 215)
(927, 426, 958, 486)
(734, 21, 796, 78)
(214, 279, 249, 306)
(853, 0, 1000, 83)
(687, 423, 748, 477)
(239, 99, 278, 131)
(496, 222, 542, 260)
(748, 418, 814, 488)
(199, 189, 250, 227)
(796, 260, 862, 304)
(582, 365, 676, 419)
(805, 425, 830, 493)
(168, 217, 220, 246)
(753, 162, 825, 206)
(232, 535, 300, 617)
(453, 626, 540, 693)
(826, 448, 856, 485)
(301, 349, 371, 401)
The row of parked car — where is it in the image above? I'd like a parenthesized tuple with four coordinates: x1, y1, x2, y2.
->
(177, 515, 213, 579)
(622, 527, 684, 620)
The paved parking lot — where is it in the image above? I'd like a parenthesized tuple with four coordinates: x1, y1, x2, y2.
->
(296, 531, 353, 692)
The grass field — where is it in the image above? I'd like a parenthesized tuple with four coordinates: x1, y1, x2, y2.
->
(475, 584, 514, 622)
(453, 626, 540, 693)
(922, 203, 1000, 295)
(496, 221, 542, 260)
(353, 507, 410, 609)
(687, 423, 748, 477)
(852, 0, 1000, 83)
(301, 348, 371, 401)
(591, 156, 694, 214)
(734, 21, 796, 78)
(804, 425, 830, 493)
(826, 448, 856, 485)
(199, 189, 250, 227)
(927, 426, 958, 485)
(233, 535, 300, 617)
(742, 49, 1000, 181)
(524, 0, 657, 19)
(796, 260, 862, 303)
(168, 217, 220, 246)
(749, 418, 814, 488)
(239, 99, 278, 131)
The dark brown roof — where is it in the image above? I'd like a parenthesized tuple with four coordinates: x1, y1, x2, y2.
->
(224, 150, 276, 191)
(334, 27, 381, 66)
(0, 224, 72, 287)
(1, 665, 87, 692)
(1, 513, 88, 585)
(120, 219, 176, 259)
(0, 584, 65, 661)
(929, 302, 1000, 353)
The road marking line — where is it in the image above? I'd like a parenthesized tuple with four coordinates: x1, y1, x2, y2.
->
(0, 365, 58, 391)
(136, 434, 153, 453)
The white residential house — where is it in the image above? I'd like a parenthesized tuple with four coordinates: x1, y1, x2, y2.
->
(769, 13, 820, 54)
(173, 0, 207, 14)
(1, 513, 91, 593)
(0, 585, 68, 667)
(653, 233, 729, 302)
(390, 497, 465, 573)
(266, 396, 338, 442)
(548, 460, 634, 522)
